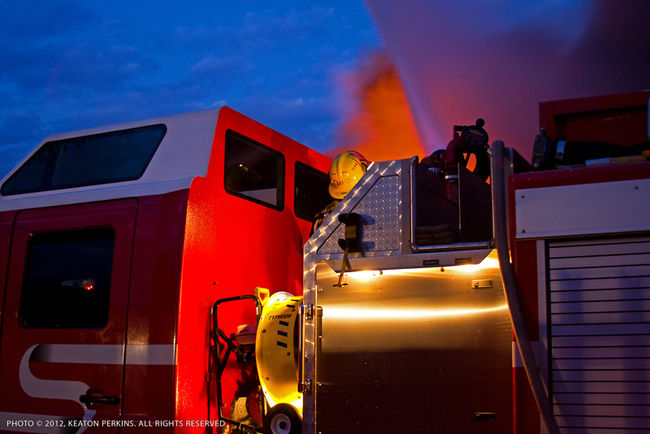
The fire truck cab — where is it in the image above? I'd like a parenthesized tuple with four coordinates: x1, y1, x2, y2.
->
(0, 107, 331, 432)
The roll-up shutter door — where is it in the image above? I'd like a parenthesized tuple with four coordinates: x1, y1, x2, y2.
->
(548, 236, 650, 433)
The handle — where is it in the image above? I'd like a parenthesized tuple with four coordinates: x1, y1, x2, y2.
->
(298, 304, 305, 393)
(474, 412, 496, 422)
(79, 393, 120, 406)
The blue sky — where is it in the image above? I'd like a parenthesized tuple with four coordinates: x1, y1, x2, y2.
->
(0, 1, 381, 178)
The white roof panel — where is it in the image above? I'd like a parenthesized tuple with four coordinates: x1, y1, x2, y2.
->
(0, 108, 221, 211)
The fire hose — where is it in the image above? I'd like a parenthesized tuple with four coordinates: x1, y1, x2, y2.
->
(490, 140, 560, 434)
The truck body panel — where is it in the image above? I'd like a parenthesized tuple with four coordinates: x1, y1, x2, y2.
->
(301, 159, 513, 433)
(510, 90, 650, 434)
(0, 107, 331, 432)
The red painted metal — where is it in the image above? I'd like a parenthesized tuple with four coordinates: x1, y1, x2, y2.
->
(122, 190, 190, 430)
(174, 107, 330, 430)
(0, 211, 14, 337)
(539, 90, 650, 146)
(0, 106, 330, 432)
(511, 161, 650, 191)
(0, 199, 137, 430)
(509, 236, 543, 434)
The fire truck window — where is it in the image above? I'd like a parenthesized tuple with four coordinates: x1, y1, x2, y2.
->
(1, 124, 166, 196)
(20, 228, 115, 329)
(294, 162, 331, 221)
(224, 130, 285, 210)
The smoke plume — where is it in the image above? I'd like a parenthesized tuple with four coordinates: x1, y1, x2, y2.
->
(358, 0, 650, 161)
(335, 52, 425, 162)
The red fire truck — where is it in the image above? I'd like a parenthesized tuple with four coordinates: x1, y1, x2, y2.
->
(0, 107, 331, 433)
(0, 90, 648, 434)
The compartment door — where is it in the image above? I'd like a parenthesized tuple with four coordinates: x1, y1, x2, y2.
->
(0, 199, 136, 431)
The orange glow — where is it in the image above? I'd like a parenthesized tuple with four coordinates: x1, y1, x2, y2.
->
(336, 53, 426, 162)
(343, 250, 501, 281)
(450, 255, 500, 273)
(325, 303, 508, 320)
(345, 269, 383, 282)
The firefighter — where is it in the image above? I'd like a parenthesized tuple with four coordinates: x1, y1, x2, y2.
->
(311, 151, 369, 234)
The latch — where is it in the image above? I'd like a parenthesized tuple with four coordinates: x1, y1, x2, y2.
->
(336, 212, 362, 287)
(298, 378, 313, 395)
(298, 305, 320, 396)
(472, 279, 493, 289)
(300, 304, 315, 320)
(337, 212, 362, 253)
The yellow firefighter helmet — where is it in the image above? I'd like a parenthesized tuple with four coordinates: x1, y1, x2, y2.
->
(255, 291, 303, 412)
(328, 151, 369, 200)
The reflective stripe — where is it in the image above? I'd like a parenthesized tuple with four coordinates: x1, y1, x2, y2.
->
(125, 344, 175, 365)
(19, 345, 95, 433)
(15, 344, 176, 433)
(30, 344, 123, 365)
(28, 344, 176, 365)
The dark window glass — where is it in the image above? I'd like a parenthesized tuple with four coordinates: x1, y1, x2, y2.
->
(20, 228, 115, 328)
(1, 124, 166, 196)
(294, 162, 331, 221)
(224, 130, 284, 210)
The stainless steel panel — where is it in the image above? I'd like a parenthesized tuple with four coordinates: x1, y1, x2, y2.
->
(318, 176, 402, 255)
(310, 159, 412, 261)
(314, 250, 512, 433)
(302, 159, 415, 434)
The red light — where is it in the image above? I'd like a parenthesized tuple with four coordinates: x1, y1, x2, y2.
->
(82, 279, 95, 291)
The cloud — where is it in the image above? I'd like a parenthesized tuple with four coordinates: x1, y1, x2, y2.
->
(0, 0, 98, 40)
(44, 44, 160, 94)
(0, 112, 43, 143)
(0, 1, 382, 180)
(0, 111, 47, 180)
(190, 56, 253, 77)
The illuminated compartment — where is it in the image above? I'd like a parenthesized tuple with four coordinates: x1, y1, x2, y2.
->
(302, 159, 513, 433)
(315, 252, 512, 433)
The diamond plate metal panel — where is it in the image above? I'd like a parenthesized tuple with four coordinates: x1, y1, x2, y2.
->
(318, 175, 401, 255)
